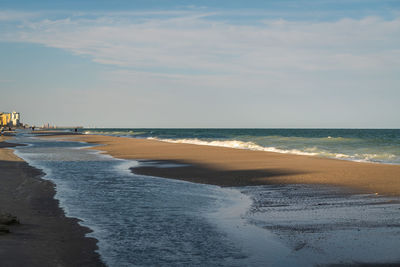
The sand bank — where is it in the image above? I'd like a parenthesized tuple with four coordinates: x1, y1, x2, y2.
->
(0, 136, 104, 266)
(51, 134, 400, 196)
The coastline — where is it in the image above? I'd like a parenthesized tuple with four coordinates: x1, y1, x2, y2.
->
(0, 136, 105, 266)
(49, 134, 400, 196)
(23, 132, 400, 265)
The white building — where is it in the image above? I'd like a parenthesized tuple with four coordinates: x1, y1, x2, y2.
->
(10, 111, 20, 127)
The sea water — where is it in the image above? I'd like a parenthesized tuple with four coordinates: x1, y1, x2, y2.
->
(11, 135, 297, 266)
(82, 128, 400, 165)
(10, 132, 400, 266)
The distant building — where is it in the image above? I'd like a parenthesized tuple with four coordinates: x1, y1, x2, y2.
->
(11, 111, 20, 126)
(0, 111, 21, 127)
(0, 113, 10, 126)
(42, 122, 57, 129)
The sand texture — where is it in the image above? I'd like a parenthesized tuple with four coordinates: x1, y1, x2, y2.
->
(51, 135, 400, 196)
(0, 137, 104, 266)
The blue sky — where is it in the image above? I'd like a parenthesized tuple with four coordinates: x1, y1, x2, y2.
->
(1, 0, 399, 127)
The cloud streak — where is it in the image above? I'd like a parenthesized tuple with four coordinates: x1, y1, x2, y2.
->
(3, 12, 399, 78)
(1, 9, 399, 127)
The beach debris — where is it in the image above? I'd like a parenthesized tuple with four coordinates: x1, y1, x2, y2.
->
(0, 213, 19, 225)
(0, 213, 19, 235)
(294, 241, 307, 251)
(0, 225, 10, 234)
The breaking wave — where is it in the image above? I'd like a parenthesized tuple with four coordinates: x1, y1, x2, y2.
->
(148, 138, 318, 156)
(148, 138, 398, 164)
(81, 128, 400, 165)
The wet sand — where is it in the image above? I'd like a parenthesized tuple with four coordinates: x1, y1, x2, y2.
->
(53, 134, 400, 196)
(0, 136, 104, 266)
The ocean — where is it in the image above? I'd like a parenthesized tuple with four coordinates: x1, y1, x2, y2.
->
(10, 129, 400, 266)
(82, 128, 400, 165)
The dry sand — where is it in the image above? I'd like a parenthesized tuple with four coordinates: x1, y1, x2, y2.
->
(0, 136, 104, 266)
(53, 134, 400, 196)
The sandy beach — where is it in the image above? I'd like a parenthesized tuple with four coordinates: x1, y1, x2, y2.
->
(0, 136, 104, 266)
(50, 134, 400, 196)
(4, 131, 398, 266)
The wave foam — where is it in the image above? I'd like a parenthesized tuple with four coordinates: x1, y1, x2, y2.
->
(148, 138, 398, 164)
(148, 138, 319, 156)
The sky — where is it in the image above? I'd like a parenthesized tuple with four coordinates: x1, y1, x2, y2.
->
(0, 0, 399, 128)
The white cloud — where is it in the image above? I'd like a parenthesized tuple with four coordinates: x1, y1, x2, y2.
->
(1, 11, 399, 127)
(3, 13, 398, 78)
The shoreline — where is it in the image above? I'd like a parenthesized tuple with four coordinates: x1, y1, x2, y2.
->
(21, 132, 400, 265)
(147, 137, 399, 166)
(47, 134, 400, 196)
(0, 136, 105, 266)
